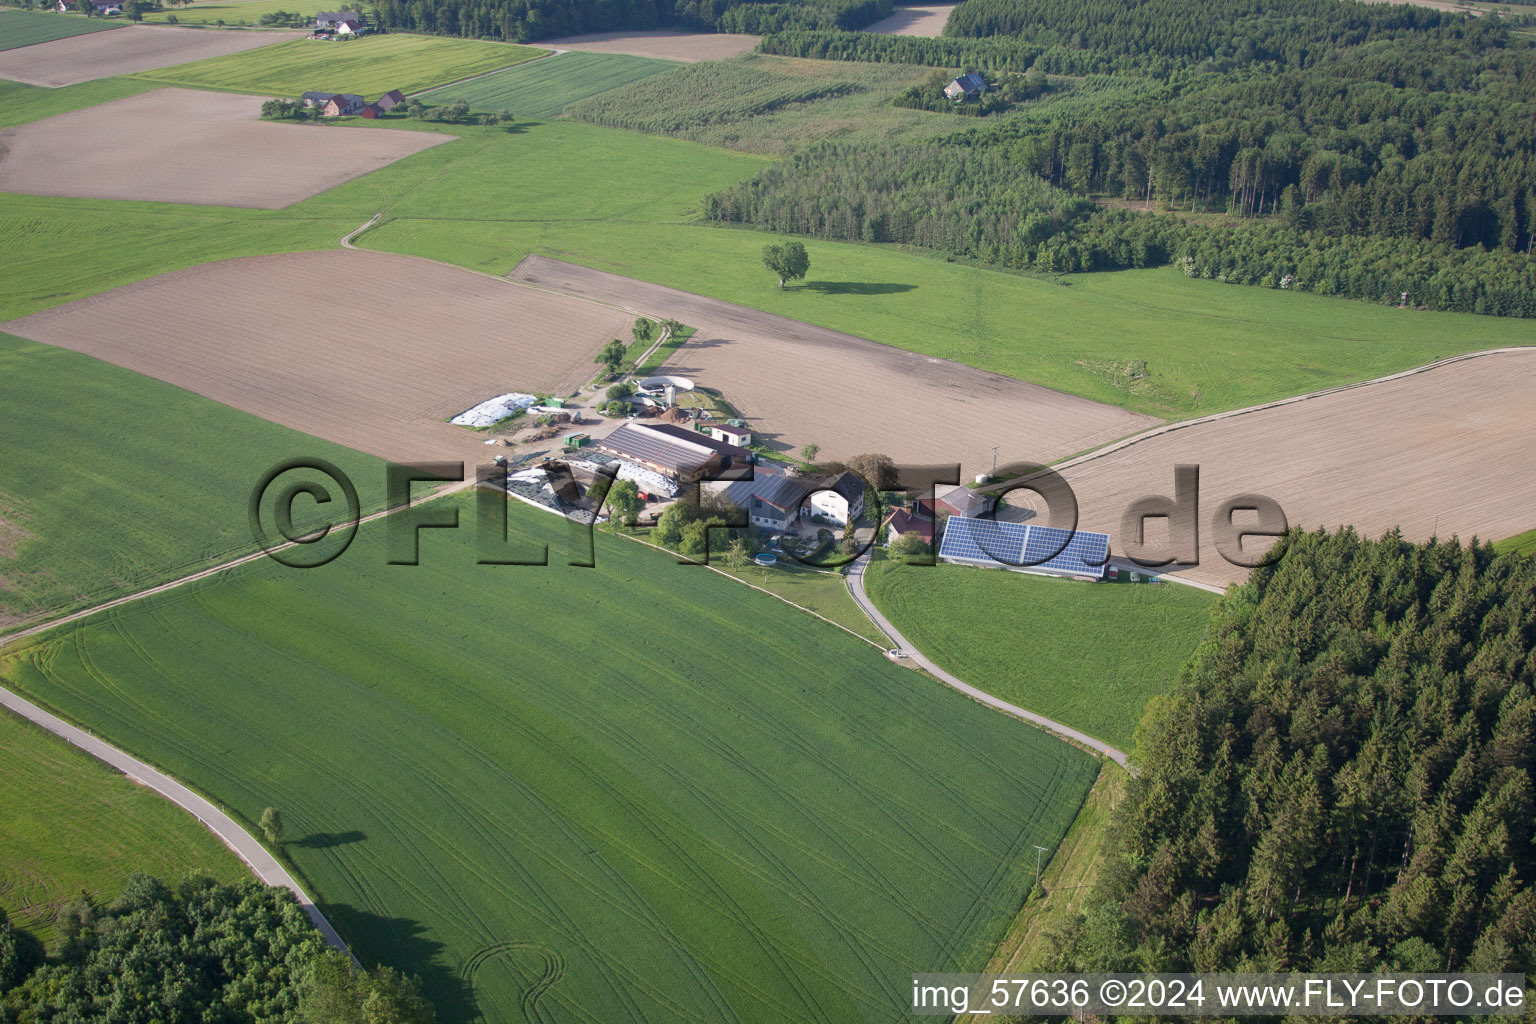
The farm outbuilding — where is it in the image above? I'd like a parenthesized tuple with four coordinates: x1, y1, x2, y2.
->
(944, 72, 988, 101)
(590, 422, 725, 483)
(708, 422, 753, 447)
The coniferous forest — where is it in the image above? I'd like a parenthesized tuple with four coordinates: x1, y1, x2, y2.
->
(724, 0, 1536, 316)
(1037, 529, 1536, 986)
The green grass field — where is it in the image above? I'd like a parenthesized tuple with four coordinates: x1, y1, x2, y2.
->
(0, 332, 387, 627)
(567, 53, 942, 156)
(862, 557, 1215, 750)
(0, 77, 161, 131)
(138, 0, 326, 24)
(4, 115, 1529, 421)
(130, 33, 547, 96)
(0, 709, 247, 950)
(417, 50, 677, 120)
(0, 7, 125, 49)
(1, 496, 1098, 1022)
(1495, 528, 1536, 557)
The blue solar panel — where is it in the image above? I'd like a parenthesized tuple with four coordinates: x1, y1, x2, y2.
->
(938, 515, 1108, 578)
(937, 516, 1027, 565)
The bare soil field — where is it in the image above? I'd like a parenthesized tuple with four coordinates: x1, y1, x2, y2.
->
(3, 250, 633, 464)
(509, 255, 1160, 473)
(1048, 349, 1536, 589)
(543, 30, 760, 62)
(864, 3, 956, 36)
(0, 24, 301, 88)
(0, 88, 453, 209)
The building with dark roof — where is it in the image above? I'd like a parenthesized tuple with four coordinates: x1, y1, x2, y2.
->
(806, 470, 866, 525)
(644, 421, 752, 467)
(589, 422, 725, 483)
(885, 508, 934, 545)
(944, 72, 989, 101)
(375, 89, 405, 110)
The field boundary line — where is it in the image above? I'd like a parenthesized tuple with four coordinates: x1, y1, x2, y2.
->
(411, 45, 569, 98)
(844, 552, 1130, 766)
(1049, 346, 1536, 474)
(340, 217, 676, 325)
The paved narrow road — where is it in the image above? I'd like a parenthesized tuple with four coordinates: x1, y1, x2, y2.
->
(0, 686, 352, 954)
(845, 554, 1130, 767)
(0, 478, 473, 957)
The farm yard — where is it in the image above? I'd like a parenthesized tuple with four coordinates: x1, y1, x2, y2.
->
(0, 709, 247, 948)
(416, 50, 677, 119)
(0, 8, 125, 50)
(1056, 348, 1536, 590)
(863, 557, 1215, 750)
(0, 24, 302, 88)
(508, 254, 1160, 475)
(0, 497, 1099, 1023)
(2, 249, 632, 464)
(0, 88, 453, 208)
(130, 33, 548, 96)
(0, 331, 386, 627)
(543, 29, 761, 61)
(863, 2, 956, 36)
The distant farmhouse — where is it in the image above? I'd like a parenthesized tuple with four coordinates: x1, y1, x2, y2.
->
(314, 10, 363, 31)
(300, 91, 400, 117)
(944, 73, 989, 101)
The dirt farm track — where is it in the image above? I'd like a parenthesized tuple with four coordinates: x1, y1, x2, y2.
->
(0, 25, 302, 88)
(2, 250, 632, 464)
(1056, 348, 1536, 590)
(0, 89, 454, 209)
(508, 255, 1160, 472)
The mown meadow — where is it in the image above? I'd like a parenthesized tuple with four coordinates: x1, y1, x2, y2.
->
(0, 497, 1100, 1022)
(0, 8, 124, 49)
(862, 556, 1216, 750)
(0, 709, 247, 949)
(130, 33, 547, 96)
(417, 50, 677, 120)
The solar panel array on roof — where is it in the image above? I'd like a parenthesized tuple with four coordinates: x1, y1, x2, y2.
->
(938, 516, 1109, 579)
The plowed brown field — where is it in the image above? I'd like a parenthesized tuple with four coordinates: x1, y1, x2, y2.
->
(508, 255, 1161, 473)
(0, 25, 301, 87)
(0, 88, 453, 209)
(1051, 349, 1536, 589)
(3, 250, 632, 464)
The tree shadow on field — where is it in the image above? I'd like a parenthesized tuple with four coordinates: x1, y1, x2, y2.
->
(325, 903, 477, 1024)
(291, 830, 367, 849)
(803, 281, 916, 295)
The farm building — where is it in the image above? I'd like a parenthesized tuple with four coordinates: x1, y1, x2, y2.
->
(728, 473, 810, 532)
(315, 10, 362, 29)
(359, 103, 382, 118)
(708, 422, 753, 447)
(918, 483, 989, 519)
(323, 94, 367, 117)
(644, 421, 753, 471)
(590, 422, 725, 483)
(885, 508, 934, 546)
(937, 516, 1110, 581)
(944, 73, 988, 101)
(807, 471, 865, 526)
(376, 89, 405, 110)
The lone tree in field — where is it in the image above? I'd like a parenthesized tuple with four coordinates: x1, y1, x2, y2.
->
(800, 443, 820, 463)
(631, 318, 653, 345)
(594, 339, 625, 377)
(762, 241, 810, 289)
(259, 807, 284, 846)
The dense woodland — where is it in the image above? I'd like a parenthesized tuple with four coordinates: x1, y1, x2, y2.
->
(0, 875, 432, 1024)
(1035, 530, 1536, 993)
(725, 0, 1536, 316)
(366, 0, 889, 41)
